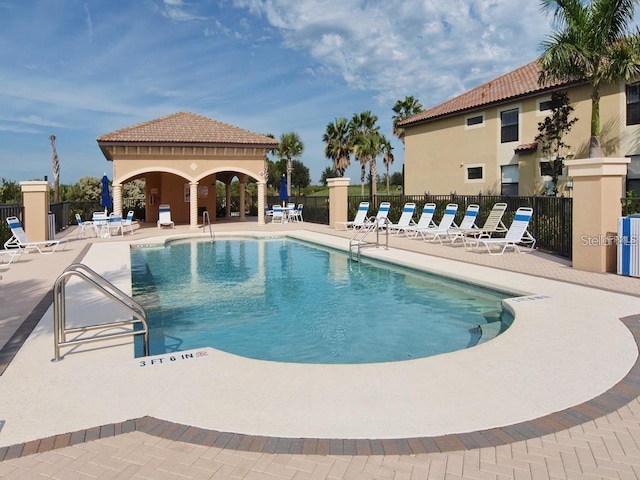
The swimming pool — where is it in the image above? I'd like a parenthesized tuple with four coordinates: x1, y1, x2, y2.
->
(131, 238, 513, 364)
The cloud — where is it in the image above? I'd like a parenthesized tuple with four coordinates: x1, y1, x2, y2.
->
(160, 0, 208, 22)
(84, 3, 93, 41)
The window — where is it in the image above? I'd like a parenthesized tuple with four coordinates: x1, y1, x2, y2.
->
(501, 165, 519, 196)
(540, 161, 554, 177)
(500, 108, 519, 143)
(467, 166, 483, 180)
(539, 100, 552, 111)
(627, 83, 640, 125)
(466, 115, 483, 127)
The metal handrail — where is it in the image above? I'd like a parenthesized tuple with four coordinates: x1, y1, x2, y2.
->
(348, 217, 389, 261)
(202, 210, 215, 240)
(52, 263, 149, 362)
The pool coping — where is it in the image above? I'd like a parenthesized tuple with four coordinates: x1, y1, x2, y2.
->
(1, 231, 639, 459)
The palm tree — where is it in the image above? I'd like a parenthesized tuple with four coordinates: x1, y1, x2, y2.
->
(382, 138, 394, 194)
(277, 132, 304, 197)
(538, 0, 640, 157)
(392, 96, 423, 144)
(349, 111, 380, 194)
(322, 117, 351, 176)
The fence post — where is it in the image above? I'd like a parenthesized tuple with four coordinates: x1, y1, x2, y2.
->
(20, 181, 50, 242)
(327, 177, 350, 229)
(566, 157, 630, 273)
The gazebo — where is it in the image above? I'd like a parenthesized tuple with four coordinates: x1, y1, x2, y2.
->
(97, 112, 278, 227)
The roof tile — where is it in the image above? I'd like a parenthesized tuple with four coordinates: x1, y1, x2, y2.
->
(401, 60, 572, 126)
(97, 112, 278, 146)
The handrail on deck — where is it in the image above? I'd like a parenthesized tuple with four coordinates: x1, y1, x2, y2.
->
(52, 263, 149, 362)
(348, 217, 389, 261)
(202, 210, 215, 240)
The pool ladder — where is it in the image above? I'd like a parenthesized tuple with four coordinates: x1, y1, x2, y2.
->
(348, 218, 390, 261)
(52, 263, 149, 362)
(202, 210, 215, 241)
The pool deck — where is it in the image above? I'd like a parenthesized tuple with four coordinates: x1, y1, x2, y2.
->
(1, 219, 640, 479)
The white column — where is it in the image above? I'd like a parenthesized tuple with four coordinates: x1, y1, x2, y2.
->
(239, 181, 246, 220)
(225, 183, 231, 218)
(189, 182, 198, 229)
(258, 181, 266, 225)
(112, 183, 123, 218)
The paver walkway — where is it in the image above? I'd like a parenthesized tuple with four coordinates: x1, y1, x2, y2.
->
(1, 220, 639, 479)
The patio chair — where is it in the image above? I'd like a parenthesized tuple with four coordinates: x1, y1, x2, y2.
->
(446, 204, 480, 244)
(336, 202, 369, 230)
(157, 204, 175, 229)
(290, 204, 304, 222)
(109, 213, 124, 237)
(272, 205, 285, 224)
(412, 204, 459, 243)
(386, 202, 416, 235)
(0, 248, 23, 265)
(75, 213, 97, 239)
(403, 203, 437, 236)
(121, 210, 135, 234)
(468, 207, 536, 255)
(4, 216, 63, 254)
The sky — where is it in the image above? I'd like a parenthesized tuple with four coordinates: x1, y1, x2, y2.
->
(1, 0, 638, 187)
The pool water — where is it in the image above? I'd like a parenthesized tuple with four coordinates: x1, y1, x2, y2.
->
(131, 238, 513, 364)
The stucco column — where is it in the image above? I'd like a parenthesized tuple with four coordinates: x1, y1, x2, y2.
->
(225, 183, 231, 218)
(189, 182, 198, 229)
(239, 181, 246, 220)
(112, 183, 123, 218)
(328, 177, 350, 229)
(566, 157, 630, 273)
(257, 181, 266, 225)
(20, 181, 50, 242)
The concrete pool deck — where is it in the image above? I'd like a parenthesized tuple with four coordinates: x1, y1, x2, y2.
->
(1, 220, 640, 478)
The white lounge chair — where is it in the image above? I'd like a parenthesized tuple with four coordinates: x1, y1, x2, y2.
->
(446, 204, 480, 244)
(157, 204, 175, 229)
(336, 202, 369, 230)
(122, 210, 135, 234)
(367, 202, 391, 228)
(458, 203, 508, 246)
(403, 203, 437, 236)
(414, 203, 459, 243)
(469, 207, 536, 255)
(386, 202, 416, 235)
(4, 216, 63, 254)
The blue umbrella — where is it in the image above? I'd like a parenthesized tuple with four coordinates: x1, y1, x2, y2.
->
(100, 174, 112, 212)
(278, 175, 288, 204)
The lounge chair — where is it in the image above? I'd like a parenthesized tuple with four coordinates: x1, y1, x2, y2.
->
(75, 213, 97, 239)
(413, 204, 459, 243)
(157, 204, 175, 229)
(458, 203, 508, 246)
(386, 202, 416, 235)
(446, 204, 480, 244)
(0, 248, 23, 265)
(336, 202, 370, 230)
(403, 203, 437, 236)
(367, 202, 391, 228)
(4, 216, 63, 254)
(122, 210, 135, 234)
(469, 207, 536, 255)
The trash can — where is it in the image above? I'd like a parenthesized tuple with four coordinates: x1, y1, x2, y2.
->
(617, 215, 640, 277)
(48, 212, 55, 241)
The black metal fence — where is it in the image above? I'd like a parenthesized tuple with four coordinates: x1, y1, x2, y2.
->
(346, 194, 573, 258)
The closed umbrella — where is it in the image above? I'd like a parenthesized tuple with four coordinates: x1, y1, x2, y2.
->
(101, 174, 112, 213)
(278, 174, 288, 206)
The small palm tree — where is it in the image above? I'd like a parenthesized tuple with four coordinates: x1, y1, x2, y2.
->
(382, 138, 394, 194)
(322, 117, 351, 176)
(538, 0, 640, 157)
(277, 132, 304, 197)
(392, 96, 423, 144)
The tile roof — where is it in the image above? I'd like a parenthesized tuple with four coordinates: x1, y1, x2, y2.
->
(97, 112, 279, 147)
(400, 60, 578, 126)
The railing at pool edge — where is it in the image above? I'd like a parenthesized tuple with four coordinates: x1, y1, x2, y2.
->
(349, 218, 390, 261)
(202, 210, 215, 241)
(52, 263, 149, 362)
